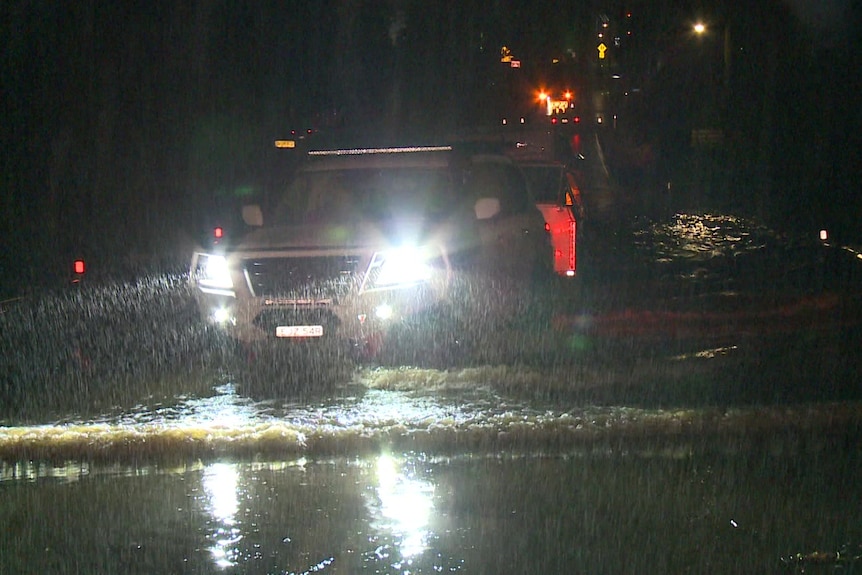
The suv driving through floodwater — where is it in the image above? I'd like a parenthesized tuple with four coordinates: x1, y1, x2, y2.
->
(190, 145, 552, 370)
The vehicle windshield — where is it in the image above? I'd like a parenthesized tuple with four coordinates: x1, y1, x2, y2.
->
(270, 167, 459, 226)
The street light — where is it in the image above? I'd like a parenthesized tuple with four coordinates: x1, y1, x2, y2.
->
(690, 19, 730, 89)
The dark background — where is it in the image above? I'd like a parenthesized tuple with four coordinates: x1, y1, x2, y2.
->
(1, 0, 859, 293)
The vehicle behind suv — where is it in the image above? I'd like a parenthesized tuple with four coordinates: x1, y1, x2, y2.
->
(190, 145, 552, 373)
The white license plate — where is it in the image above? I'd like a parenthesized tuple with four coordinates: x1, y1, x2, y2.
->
(276, 325, 324, 338)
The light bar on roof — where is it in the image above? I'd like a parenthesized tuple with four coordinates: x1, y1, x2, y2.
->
(308, 146, 452, 156)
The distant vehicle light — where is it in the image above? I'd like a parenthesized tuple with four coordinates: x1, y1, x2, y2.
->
(73, 259, 86, 275)
(574, 116, 580, 123)
(214, 227, 224, 239)
(819, 229, 828, 241)
(274, 140, 296, 148)
(502, 118, 508, 125)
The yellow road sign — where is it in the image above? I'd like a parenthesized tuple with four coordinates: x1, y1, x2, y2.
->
(597, 42, 607, 59)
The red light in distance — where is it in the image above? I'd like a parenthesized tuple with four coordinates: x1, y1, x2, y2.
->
(73, 259, 86, 274)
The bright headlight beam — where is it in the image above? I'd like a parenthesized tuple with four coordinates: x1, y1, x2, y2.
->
(375, 303, 394, 320)
(372, 246, 433, 288)
(200, 255, 234, 290)
(196, 254, 236, 297)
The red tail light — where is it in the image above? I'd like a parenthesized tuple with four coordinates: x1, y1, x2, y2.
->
(73, 259, 86, 275)
(214, 226, 224, 239)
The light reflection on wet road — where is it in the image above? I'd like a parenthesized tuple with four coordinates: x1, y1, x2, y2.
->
(2, 444, 861, 573)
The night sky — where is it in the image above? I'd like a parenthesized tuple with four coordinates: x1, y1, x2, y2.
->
(1, 0, 859, 290)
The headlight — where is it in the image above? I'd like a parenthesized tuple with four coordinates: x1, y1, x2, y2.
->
(365, 246, 435, 290)
(194, 254, 235, 296)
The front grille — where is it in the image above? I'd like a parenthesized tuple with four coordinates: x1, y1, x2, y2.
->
(242, 255, 362, 300)
(253, 307, 342, 335)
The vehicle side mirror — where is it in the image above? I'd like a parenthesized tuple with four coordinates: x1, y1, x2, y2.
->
(474, 197, 501, 220)
(242, 204, 263, 227)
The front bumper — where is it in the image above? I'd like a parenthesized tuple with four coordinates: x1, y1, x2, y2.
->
(194, 279, 449, 355)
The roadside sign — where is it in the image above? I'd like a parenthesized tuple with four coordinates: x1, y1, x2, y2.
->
(597, 43, 607, 59)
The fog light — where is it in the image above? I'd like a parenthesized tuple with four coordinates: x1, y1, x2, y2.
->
(375, 303, 394, 321)
(212, 307, 233, 324)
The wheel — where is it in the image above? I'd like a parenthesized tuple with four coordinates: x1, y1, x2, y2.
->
(374, 303, 475, 369)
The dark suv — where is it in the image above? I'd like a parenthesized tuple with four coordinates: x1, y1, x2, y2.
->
(190, 145, 551, 366)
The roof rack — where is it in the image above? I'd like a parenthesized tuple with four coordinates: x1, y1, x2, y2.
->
(307, 146, 452, 156)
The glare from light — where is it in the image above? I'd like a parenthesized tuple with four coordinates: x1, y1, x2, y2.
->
(820, 229, 828, 241)
(375, 303, 395, 320)
(212, 307, 233, 324)
(565, 270, 576, 277)
(373, 247, 433, 288)
(372, 454, 435, 559)
(693, 22, 706, 34)
(203, 462, 242, 569)
(200, 255, 234, 290)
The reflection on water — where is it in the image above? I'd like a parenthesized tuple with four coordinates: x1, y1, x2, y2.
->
(203, 462, 242, 569)
(369, 453, 434, 560)
(1, 452, 860, 573)
(634, 213, 777, 264)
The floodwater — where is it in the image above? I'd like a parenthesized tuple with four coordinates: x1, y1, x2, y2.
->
(2, 212, 862, 573)
(2, 378, 862, 574)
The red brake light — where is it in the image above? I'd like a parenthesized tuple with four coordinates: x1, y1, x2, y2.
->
(214, 226, 224, 239)
(574, 116, 581, 123)
(73, 259, 86, 275)
(545, 223, 551, 232)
